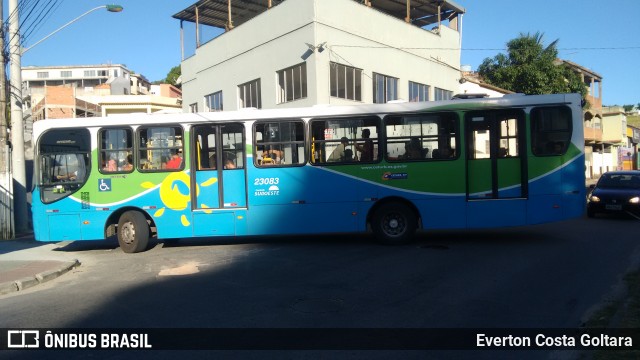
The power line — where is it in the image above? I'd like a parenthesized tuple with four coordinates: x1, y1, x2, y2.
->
(332, 44, 640, 51)
(4, 0, 63, 53)
(21, 0, 64, 46)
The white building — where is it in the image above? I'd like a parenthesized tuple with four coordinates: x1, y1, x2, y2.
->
(459, 69, 514, 98)
(22, 64, 133, 97)
(174, 0, 465, 112)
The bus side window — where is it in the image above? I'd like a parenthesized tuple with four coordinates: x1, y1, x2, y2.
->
(99, 128, 133, 173)
(138, 126, 184, 171)
(385, 113, 457, 162)
(309, 116, 379, 165)
(254, 120, 305, 167)
(531, 106, 571, 156)
(222, 123, 245, 169)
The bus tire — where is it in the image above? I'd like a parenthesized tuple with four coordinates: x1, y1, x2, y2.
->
(117, 211, 150, 253)
(371, 202, 417, 245)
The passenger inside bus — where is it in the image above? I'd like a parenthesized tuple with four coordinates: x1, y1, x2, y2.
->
(355, 129, 373, 162)
(122, 154, 133, 171)
(260, 148, 283, 165)
(166, 151, 183, 169)
(103, 158, 117, 172)
(328, 137, 349, 162)
(56, 164, 85, 182)
(56, 171, 79, 181)
(224, 159, 236, 169)
(206, 153, 217, 169)
(343, 149, 354, 162)
(389, 138, 423, 160)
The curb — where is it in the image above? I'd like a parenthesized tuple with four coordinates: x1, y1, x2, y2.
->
(0, 259, 81, 295)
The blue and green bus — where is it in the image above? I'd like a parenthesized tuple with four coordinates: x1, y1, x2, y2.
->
(32, 93, 585, 253)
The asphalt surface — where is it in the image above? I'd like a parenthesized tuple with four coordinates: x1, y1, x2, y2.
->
(0, 178, 602, 296)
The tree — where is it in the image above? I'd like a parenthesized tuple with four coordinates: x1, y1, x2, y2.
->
(478, 32, 587, 102)
(165, 65, 181, 87)
(623, 105, 634, 112)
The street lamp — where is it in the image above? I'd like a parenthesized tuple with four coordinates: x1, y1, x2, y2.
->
(22, 5, 124, 54)
(7, 4, 123, 235)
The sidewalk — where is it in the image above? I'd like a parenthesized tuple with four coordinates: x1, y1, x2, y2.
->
(0, 233, 80, 296)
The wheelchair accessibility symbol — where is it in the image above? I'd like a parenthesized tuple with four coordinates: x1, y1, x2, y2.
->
(98, 179, 112, 192)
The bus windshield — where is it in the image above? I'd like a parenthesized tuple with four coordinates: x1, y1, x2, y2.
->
(38, 129, 90, 204)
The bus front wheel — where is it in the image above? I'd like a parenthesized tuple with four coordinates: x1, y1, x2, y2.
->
(117, 211, 150, 253)
(371, 202, 417, 245)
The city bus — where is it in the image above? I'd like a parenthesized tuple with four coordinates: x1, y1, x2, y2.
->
(32, 93, 585, 253)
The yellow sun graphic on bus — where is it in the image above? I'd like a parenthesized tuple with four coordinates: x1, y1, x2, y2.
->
(140, 172, 218, 227)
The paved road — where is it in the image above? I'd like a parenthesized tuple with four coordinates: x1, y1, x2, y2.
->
(1, 214, 639, 359)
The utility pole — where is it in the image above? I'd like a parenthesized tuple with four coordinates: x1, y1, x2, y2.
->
(0, 0, 7, 152)
(0, 0, 13, 239)
(9, 0, 28, 233)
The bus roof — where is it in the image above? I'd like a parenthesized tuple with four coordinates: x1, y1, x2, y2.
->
(33, 93, 581, 137)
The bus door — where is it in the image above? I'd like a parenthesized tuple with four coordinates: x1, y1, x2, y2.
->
(191, 123, 247, 236)
(465, 110, 527, 227)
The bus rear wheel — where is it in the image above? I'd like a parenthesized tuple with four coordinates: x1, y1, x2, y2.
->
(117, 211, 150, 253)
(371, 202, 417, 245)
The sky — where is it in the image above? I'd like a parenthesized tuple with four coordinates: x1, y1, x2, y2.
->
(9, 0, 640, 106)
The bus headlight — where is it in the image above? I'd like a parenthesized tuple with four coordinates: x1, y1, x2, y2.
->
(589, 195, 600, 203)
(629, 197, 640, 204)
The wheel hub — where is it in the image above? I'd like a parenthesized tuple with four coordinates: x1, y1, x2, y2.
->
(383, 213, 405, 236)
(121, 222, 135, 244)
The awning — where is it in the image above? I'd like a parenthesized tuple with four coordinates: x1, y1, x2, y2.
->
(172, 0, 465, 29)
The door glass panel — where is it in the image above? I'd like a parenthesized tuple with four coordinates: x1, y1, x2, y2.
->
(466, 110, 525, 200)
(193, 125, 220, 210)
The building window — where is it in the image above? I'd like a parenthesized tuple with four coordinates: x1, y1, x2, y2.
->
(98, 70, 108, 77)
(204, 91, 223, 112)
(37, 72, 49, 79)
(99, 128, 134, 173)
(373, 73, 398, 104)
(84, 70, 96, 77)
(238, 79, 261, 109)
(409, 81, 430, 102)
(434, 87, 453, 101)
(277, 63, 307, 104)
(189, 103, 198, 113)
(60, 71, 72, 78)
(330, 62, 362, 101)
(113, 70, 119, 77)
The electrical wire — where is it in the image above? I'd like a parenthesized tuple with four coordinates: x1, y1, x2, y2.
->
(21, 0, 65, 46)
(332, 44, 640, 51)
(4, 0, 64, 55)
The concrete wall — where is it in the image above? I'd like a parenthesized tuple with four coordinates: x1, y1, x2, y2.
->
(182, 0, 316, 110)
(602, 107, 627, 144)
(181, 0, 462, 111)
(314, 0, 461, 105)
